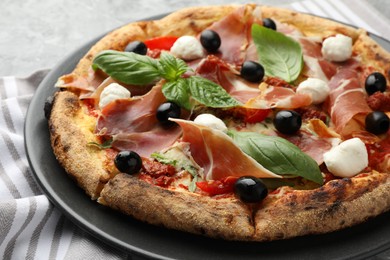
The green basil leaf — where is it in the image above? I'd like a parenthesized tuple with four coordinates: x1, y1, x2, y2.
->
(188, 76, 241, 108)
(162, 78, 192, 110)
(93, 50, 161, 85)
(228, 130, 323, 184)
(158, 52, 189, 81)
(151, 152, 178, 166)
(251, 24, 303, 83)
(87, 138, 113, 149)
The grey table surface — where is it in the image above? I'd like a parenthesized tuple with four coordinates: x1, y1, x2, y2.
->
(0, 0, 389, 77)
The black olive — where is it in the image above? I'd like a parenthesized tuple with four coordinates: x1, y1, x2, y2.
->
(262, 18, 277, 30)
(234, 176, 268, 203)
(273, 110, 302, 135)
(365, 72, 387, 95)
(114, 151, 142, 174)
(240, 61, 265, 83)
(156, 102, 181, 125)
(200, 30, 221, 53)
(44, 95, 54, 120)
(124, 41, 147, 55)
(365, 111, 390, 135)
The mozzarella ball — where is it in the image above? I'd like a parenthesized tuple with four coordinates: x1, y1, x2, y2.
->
(170, 36, 204, 61)
(99, 83, 131, 109)
(321, 34, 352, 62)
(296, 78, 330, 104)
(323, 138, 368, 178)
(194, 114, 228, 133)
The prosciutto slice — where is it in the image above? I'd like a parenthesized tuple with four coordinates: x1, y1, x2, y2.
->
(196, 56, 261, 103)
(206, 5, 261, 65)
(55, 69, 106, 92)
(172, 119, 280, 180)
(96, 84, 182, 156)
(326, 60, 372, 137)
(244, 84, 312, 109)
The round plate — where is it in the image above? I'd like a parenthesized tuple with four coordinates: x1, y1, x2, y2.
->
(25, 14, 390, 259)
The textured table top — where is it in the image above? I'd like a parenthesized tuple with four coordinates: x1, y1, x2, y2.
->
(1, 0, 389, 77)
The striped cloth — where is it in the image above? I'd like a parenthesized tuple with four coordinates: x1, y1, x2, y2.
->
(0, 0, 389, 259)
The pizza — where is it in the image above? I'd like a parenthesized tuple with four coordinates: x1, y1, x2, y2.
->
(46, 4, 390, 241)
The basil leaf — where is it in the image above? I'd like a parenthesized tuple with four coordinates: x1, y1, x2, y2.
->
(188, 76, 241, 108)
(162, 79, 192, 110)
(158, 52, 189, 81)
(151, 152, 178, 166)
(87, 138, 113, 149)
(152, 151, 199, 192)
(228, 130, 323, 184)
(251, 24, 303, 83)
(93, 50, 161, 85)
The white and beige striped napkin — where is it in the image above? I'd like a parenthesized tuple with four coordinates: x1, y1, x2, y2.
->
(1, 0, 389, 259)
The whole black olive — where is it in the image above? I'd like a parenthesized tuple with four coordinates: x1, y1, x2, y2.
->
(365, 72, 387, 95)
(114, 151, 142, 174)
(365, 111, 390, 135)
(200, 30, 221, 53)
(156, 102, 181, 125)
(240, 61, 265, 83)
(262, 18, 277, 30)
(124, 41, 148, 55)
(273, 110, 302, 135)
(234, 176, 268, 203)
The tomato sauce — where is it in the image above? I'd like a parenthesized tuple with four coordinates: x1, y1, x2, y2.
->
(366, 136, 390, 171)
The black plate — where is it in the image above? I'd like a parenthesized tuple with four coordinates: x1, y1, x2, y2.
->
(25, 15, 390, 259)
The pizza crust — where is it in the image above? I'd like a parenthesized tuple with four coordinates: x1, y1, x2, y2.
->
(49, 91, 112, 199)
(254, 172, 390, 240)
(353, 31, 390, 79)
(98, 173, 255, 240)
(261, 6, 359, 40)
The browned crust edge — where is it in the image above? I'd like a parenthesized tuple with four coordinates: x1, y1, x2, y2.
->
(353, 31, 390, 80)
(254, 173, 390, 241)
(98, 173, 255, 240)
(97, 172, 390, 241)
(49, 91, 110, 199)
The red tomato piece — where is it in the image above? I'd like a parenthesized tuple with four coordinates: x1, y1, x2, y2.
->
(244, 109, 270, 124)
(144, 36, 179, 51)
(196, 176, 238, 196)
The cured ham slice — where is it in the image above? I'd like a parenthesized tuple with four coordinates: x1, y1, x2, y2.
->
(299, 38, 337, 81)
(96, 84, 182, 156)
(196, 56, 261, 103)
(110, 129, 182, 157)
(171, 118, 280, 181)
(55, 69, 106, 92)
(79, 77, 153, 101)
(326, 61, 372, 137)
(245, 84, 312, 109)
(282, 126, 340, 165)
(206, 5, 261, 65)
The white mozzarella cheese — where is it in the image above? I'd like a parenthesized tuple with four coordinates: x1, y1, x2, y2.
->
(321, 34, 352, 62)
(170, 36, 204, 61)
(323, 138, 368, 178)
(99, 83, 131, 109)
(296, 78, 330, 104)
(194, 113, 228, 133)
